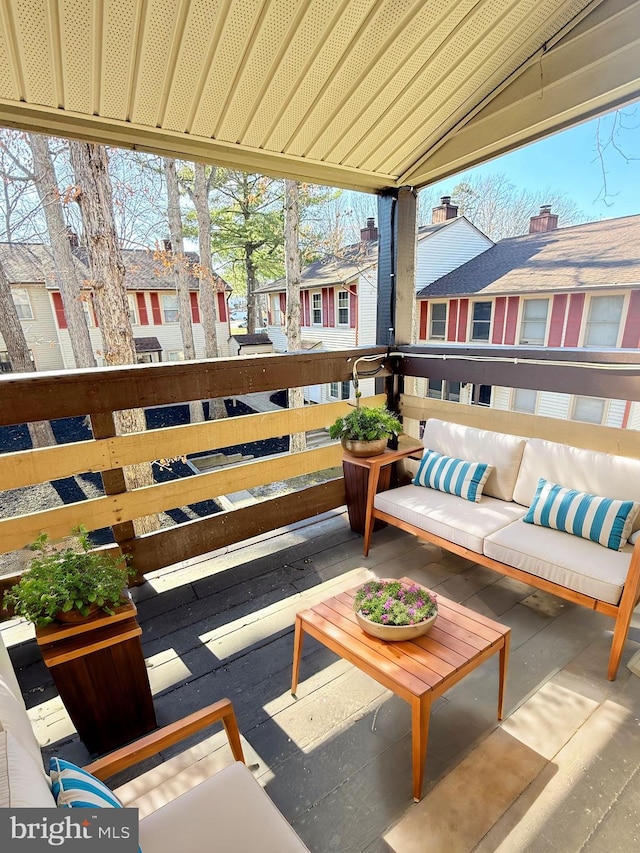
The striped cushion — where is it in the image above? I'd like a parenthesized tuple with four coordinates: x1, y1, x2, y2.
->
(413, 449, 493, 503)
(523, 479, 640, 551)
(50, 757, 123, 808)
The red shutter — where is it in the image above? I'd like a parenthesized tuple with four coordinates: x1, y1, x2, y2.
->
(327, 288, 335, 327)
(492, 297, 506, 344)
(279, 293, 286, 325)
(548, 293, 567, 347)
(136, 292, 149, 325)
(190, 292, 200, 323)
(349, 285, 357, 329)
(504, 297, 519, 345)
(217, 292, 228, 323)
(564, 292, 585, 347)
(303, 290, 310, 326)
(150, 292, 162, 325)
(52, 292, 67, 329)
(621, 291, 640, 347)
(322, 288, 330, 327)
(419, 301, 428, 340)
(447, 300, 458, 341)
(457, 299, 469, 342)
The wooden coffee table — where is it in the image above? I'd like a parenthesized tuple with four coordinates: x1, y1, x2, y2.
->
(291, 576, 510, 802)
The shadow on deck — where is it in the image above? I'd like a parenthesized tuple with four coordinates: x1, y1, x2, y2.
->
(3, 510, 640, 852)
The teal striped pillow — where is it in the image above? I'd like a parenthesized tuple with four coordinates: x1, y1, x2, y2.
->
(413, 449, 493, 503)
(50, 758, 141, 851)
(523, 479, 640, 551)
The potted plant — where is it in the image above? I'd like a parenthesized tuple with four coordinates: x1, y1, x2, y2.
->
(329, 405, 402, 457)
(3, 527, 133, 627)
(353, 579, 438, 640)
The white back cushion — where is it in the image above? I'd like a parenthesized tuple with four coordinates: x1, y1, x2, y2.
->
(422, 419, 527, 502)
(0, 731, 55, 808)
(0, 632, 24, 708)
(513, 439, 640, 532)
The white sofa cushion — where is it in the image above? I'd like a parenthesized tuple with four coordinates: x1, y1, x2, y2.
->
(484, 519, 632, 605)
(422, 419, 526, 502)
(0, 632, 24, 708)
(0, 730, 56, 808)
(513, 439, 640, 536)
(374, 485, 527, 554)
(139, 761, 308, 853)
(0, 680, 45, 772)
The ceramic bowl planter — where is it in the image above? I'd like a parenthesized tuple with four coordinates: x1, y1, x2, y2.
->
(355, 609, 437, 640)
(352, 579, 438, 642)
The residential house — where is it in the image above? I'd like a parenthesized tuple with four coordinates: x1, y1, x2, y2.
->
(260, 199, 493, 404)
(416, 209, 640, 428)
(0, 242, 232, 370)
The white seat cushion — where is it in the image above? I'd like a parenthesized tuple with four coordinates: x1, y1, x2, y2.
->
(374, 485, 527, 554)
(139, 762, 308, 853)
(484, 519, 631, 605)
(422, 419, 527, 502)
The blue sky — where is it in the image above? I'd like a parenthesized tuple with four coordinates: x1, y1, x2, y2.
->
(427, 108, 640, 221)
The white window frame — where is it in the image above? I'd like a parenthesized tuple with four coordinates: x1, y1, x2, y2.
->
(12, 288, 33, 320)
(519, 298, 549, 346)
(127, 293, 138, 325)
(272, 295, 281, 326)
(337, 290, 349, 326)
(583, 294, 624, 348)
(312, 292, 322, 326)
(161, 293, 179, 324)
(572, 395, 606, 424)
(329, 382, 340, 399)
(166, 350, 185, 361)
(429, 302, 447, 340)
(470, 301, 491, 342)
(81, 296, 94, 327)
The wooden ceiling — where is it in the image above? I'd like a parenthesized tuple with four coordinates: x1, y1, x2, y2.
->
(0, 0, 638, 191)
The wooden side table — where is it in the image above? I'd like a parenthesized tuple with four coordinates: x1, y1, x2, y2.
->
(36, 600, 157, 755)
(343, 443, 421, 535)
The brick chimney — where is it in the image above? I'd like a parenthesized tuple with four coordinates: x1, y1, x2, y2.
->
(529, 205, 558, 234)
(360, 217, 378, 242)
(431, 196, 458, 224)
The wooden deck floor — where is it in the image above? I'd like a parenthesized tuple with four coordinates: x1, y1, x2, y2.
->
(4, 509, 640, 852)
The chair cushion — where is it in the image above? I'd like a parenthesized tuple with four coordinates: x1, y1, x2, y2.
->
(422, 419, 527, 502)
(484, 519, 632, 605)
(413, 449, 492, 503)
(0, 681, 46, 772)
(374, 485, 527, 554)
(0, 731, 56, 808)
(524, 478, 639, 551)
(138, 762, 308, 853)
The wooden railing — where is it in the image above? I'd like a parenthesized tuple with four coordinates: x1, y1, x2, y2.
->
(0, 347, 389, 582)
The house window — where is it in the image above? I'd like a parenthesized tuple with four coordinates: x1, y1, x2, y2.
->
(472, 384, 492, 406)
(584, 295, 623, 347)
(161, 294, 179, 323)
(513, 388, 537, 413)
(312, 293, 322, 325)
(330, 382, 339, 399)
(167, 350, 184, 361)
(329, 381, 351, 400)
(341, 380, 351, 399)
(128, 293, 138, 325)
(471, 302, 491, 341)
(81, 297, 94, 326)
(338, 291, 349, 325)
(12, 289, 33, 320)
(0, 352, 12, 372)
(572, 396, 605, 424)
(273, 295, 281, 326)
(519, 299, 548, 345)
(429, 303, 447, 339)
(426, 380, 460, 402)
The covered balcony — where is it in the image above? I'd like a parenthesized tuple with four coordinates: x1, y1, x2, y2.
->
(1, 1, 640, 849)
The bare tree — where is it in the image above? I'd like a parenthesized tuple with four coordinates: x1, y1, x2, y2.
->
(164, 157, 204, 423)
(28, 134, 96, 368)
(284, 180, 306, 453)
(191, 162, 226, 419)
(69, 141, 158, 535)
(0, 260, 55, 447)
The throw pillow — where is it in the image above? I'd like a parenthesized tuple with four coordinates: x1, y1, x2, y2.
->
(523, 478, 640, 551)
(413, 449, 493, 503)
(49, 757, 123, 808)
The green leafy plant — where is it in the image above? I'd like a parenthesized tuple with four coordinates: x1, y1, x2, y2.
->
(328, 405, 402, 442)
(3, 527, 133, 626)
(353, 580, 437, 626)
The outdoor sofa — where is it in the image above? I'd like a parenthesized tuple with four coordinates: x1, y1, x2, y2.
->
(364, 418, 640, 681)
